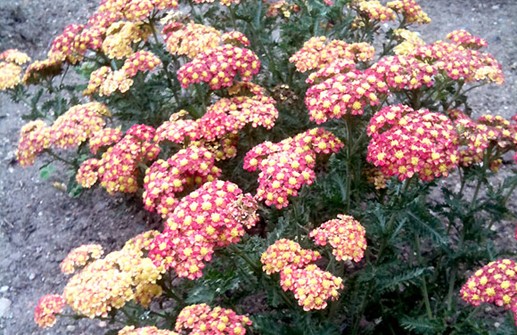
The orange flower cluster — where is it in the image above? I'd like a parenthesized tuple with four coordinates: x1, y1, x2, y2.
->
(22, 57, 63, 85)
(371, 54, 435, 91)
(61, 231, 164, 318)
(305, 69, 388, 123)
(119, 326, 179, 335)
(261, 239, 321, 275)
(77, 124, 161, 194)
(96, 0, 178, 23)
(351, 0, 396, 23)
(0, 61, 23, 91)
(310, 214, 367, 263)
(89, 127, 123, 155)
(15, 120, 52, 167)
(461, 259, 517, 325)
(175, 304, 252, 335)
(450, 110, 517, 169)
(266, 0, 299, 18)
(148, 180, 259, 279)
(60, 244, 104, 275)
(244, 128, 344, 208)
(34, 294, 66, 328)
(412, 38, 504, 85)
(51, 102, 109, 149)
(102, 21, 149, 59)
(143, 145, 222, 217)
(177, 44, 260, 90)
(386, 0, 431, 24)
(85, 50, 161, 96)
(289, 36, 375, 73)
(446, 29, 488, 50)
(261, 239, 343, 311)
(367, 104, 459, 182)
(162, 22, 222, 58)
(0, 49, 31, 65)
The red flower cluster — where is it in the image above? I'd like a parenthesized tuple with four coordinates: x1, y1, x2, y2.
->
(289, 36, 375, 73)
(386, 0, 431, 24)
(446, 29, 488, 50)
(48, 24, 86, 64)
(175, 304, 252, 335)
(261, 239, 321, 275)
(371, 54, 435, 91)
(244, 128, 344, 208)
(34, 294, 66, 328)
(16, 120, 52, 167)
(461, 259, 517, 325)
(77, 125, 160, 194)
(177, 45, 260, 90)
(367, 104, 459, 182)
(60, 244, 104, 275)
(143, 145, 222, 217)
(51, 102, 109, 149)
(261, 239, 343, 311)
(89, 128, 123, 155)
(450, 110, 517, 169)
(305, 69, 388, 123)
(310, 214, 367, 263)
(148, 180, 259, 279)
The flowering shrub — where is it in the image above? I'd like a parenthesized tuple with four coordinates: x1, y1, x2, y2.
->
(2, 0, 517, 334)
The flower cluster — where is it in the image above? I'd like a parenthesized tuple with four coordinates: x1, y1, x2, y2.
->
(461, 259, 517, 325)
(289, 36, 375, 73)
(0, 61, 23, 91)
(371, 54, 435, 91)
(244, 128, 343, 208)
(143, 145, 222, 217)
(77, 125, 161, 194)
(61, 231, 164, 318)
(386, 0, 431, 24)
(261, 239, 343, 310)
(15, 120, 52, 167)
(266, 0, 299, 18)
(148, 180, 259, 279)
(22, 57, 63, 85)
(48, 24, 86, 64)
(60, 244, 104, 275)
(261, 239, 321, 275)
(310, 214, 367, 263)
(102, 21, 149, 59)
(0, 49, 31, 65)
(305, 69, 388, 123)
(392, 29, 425, 55)
(446, 29, 488, 50)
(367, 104, 459, 182)
(89, 127, 123, 154)
(175, 304, 252, 334)
(51, 102, 110, 149)
(450, 110, 517, 168)
(163, 22, 222, 58)
(177, 44, 260, 90)
(119, 326, 179, 335)
(34, 294, 66, 328)
(85, 51, 161, 96)
(351, 0, 396, 23)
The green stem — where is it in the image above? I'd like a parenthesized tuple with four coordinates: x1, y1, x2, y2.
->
(44, 149, 76, 167)
(414, 234, 433, 319)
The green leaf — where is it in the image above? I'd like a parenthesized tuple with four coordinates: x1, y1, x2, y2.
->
(39, 164, 55, 181)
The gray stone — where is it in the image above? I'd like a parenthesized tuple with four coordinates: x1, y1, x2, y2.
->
(0, 298, 11, 318)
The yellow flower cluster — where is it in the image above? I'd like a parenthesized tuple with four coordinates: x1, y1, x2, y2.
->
(0, 49, 31, 65)
(102, 21, 150, 59)
(393, 29, 425, 55)
(60, 244, 104, 275)
(0, 49, 29, 91)
(163, 22, 222, 58)
(387, 0, 431, 25)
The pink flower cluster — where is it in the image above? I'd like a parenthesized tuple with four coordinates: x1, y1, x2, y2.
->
(175, 304, 252, 335)
(88, 128, 123, 155)
(461, 259, 517, 325)
(34, 295, 66, 328)
(16, 120, 52, 167)
(261, 239, 343, 311)
(367, 104, 459, 182)
(371, 55, 435, 91)
(177, 45, 260, 90)
(143, 145, 222, 217)
(76, 125, 161, 194)
(446, 29, 488, 50)
(148, 180, 259, 279)
(310, 214, 367, 263)
(244, 128, 344, 208)
(305, 69, 388, 124)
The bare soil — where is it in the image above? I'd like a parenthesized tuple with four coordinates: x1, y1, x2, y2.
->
(0, 0, 515, 334)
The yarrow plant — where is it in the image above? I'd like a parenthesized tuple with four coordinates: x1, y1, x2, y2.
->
(2, 0, 517, 334)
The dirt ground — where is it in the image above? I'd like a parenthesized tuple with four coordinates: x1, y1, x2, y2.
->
(0, 0, 515, 334)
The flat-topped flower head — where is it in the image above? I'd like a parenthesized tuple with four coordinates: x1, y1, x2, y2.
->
(48, 24, 86, 64)
(387, 0, 431, 24)
(461, 259, 517, 325)
(446, 29, 488, 50)
(371, 54, 435, 91)
(244, 128, 343, 208)
(261, 239, 321, 275)
(148, 180, 259, 279)
(177, 45, 260, 90)
(23, 57, 63, 85)
(102, 21, 149, 59)
(60, 244, 104, 275)
(351, 0, 396, 22)
(0, 62, 23, 90)
(16, 120, 51, 167)
(367, 104, 459, 182)
(392, 29, 425, 55)
(310, 214, 367, 263)
(163, 22, 222, 58)
(176, 304, 252, 335)
(0, 49, 31, 65)
(34, 294, 66, 328)
(279, 264, 344, 311)
(89, 128, 123, 155)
